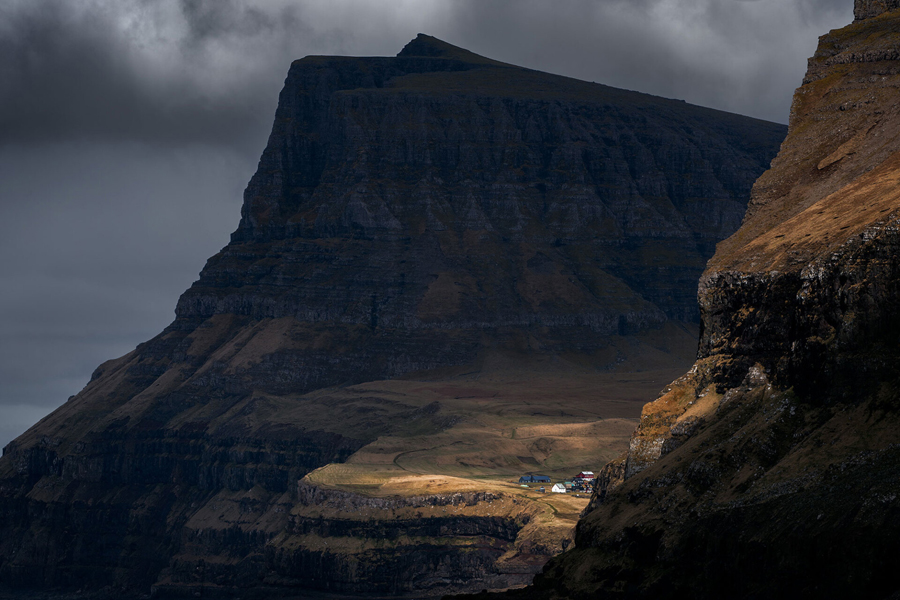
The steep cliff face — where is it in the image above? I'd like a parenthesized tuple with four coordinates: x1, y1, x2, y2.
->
(0, 36, 785, 596)
(176, 33, 785, 388)
(499, 6, 900, 600)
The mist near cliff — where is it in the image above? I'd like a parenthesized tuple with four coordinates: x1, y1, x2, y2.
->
(0, 0, 851, 450)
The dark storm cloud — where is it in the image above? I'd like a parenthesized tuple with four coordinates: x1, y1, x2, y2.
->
(1, 0, 855, 148)
(0, 0, 856, 449)
(0, 0, 303, 147)
(0, 0, 441, 148)
(429, 0, 851, 123)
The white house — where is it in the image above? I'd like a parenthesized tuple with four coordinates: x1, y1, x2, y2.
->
(551, 483, 567, 493)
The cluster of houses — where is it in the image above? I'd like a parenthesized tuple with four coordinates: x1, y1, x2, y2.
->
(517, 471, 595, 494)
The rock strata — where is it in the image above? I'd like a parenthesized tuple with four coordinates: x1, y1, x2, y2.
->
(149, 482, 554, 598)
(0, 35, 784, 596)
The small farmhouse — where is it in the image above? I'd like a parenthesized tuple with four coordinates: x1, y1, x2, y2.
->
(574, 471, 595, 480)
(518, 475, 551, 484)
(551, 483, 567, 493)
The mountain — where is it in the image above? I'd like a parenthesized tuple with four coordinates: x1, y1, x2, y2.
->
(487, 4, 900, 599)
(0, 35, 785, 597)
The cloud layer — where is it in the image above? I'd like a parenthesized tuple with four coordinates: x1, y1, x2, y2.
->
(0, 0, 854, 449)
(2, 0, 852, 146)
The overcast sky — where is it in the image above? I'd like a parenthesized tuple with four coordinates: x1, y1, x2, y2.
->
(0, 0, 852, 450)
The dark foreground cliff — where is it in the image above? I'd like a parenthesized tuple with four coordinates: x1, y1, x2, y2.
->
(0, 35, 785, 597)
(471, 4, 900, 599)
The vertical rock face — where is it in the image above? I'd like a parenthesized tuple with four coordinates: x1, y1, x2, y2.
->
(0, 36, 785, 596)
(516, 9, 900, 600)
(178, 34, 786, 360)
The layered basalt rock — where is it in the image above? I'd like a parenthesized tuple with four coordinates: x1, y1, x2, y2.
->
(485, 8, 900, 600)
(0, 36, 785, 596)
(261, 484, 553, 596)
(150, 483, 557, 598)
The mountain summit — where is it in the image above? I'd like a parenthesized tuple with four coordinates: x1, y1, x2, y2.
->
(0, 36, 784, 595)
(397, 33, 500, 62)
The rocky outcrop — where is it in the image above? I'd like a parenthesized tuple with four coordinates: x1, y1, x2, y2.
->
(0, 35, 785, 597)
(263, 483, 552, 596)
(147, 483, 556, 598)
(854, 0, 900, 20)
(488, 8, 900, 600)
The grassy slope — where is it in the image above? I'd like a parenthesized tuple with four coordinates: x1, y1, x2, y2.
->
(295, 322, 697, 483)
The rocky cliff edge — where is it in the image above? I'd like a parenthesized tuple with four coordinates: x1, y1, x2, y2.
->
(492, 6, 900, 600)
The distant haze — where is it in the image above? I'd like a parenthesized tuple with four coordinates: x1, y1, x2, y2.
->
(0, 0, 852, 450)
